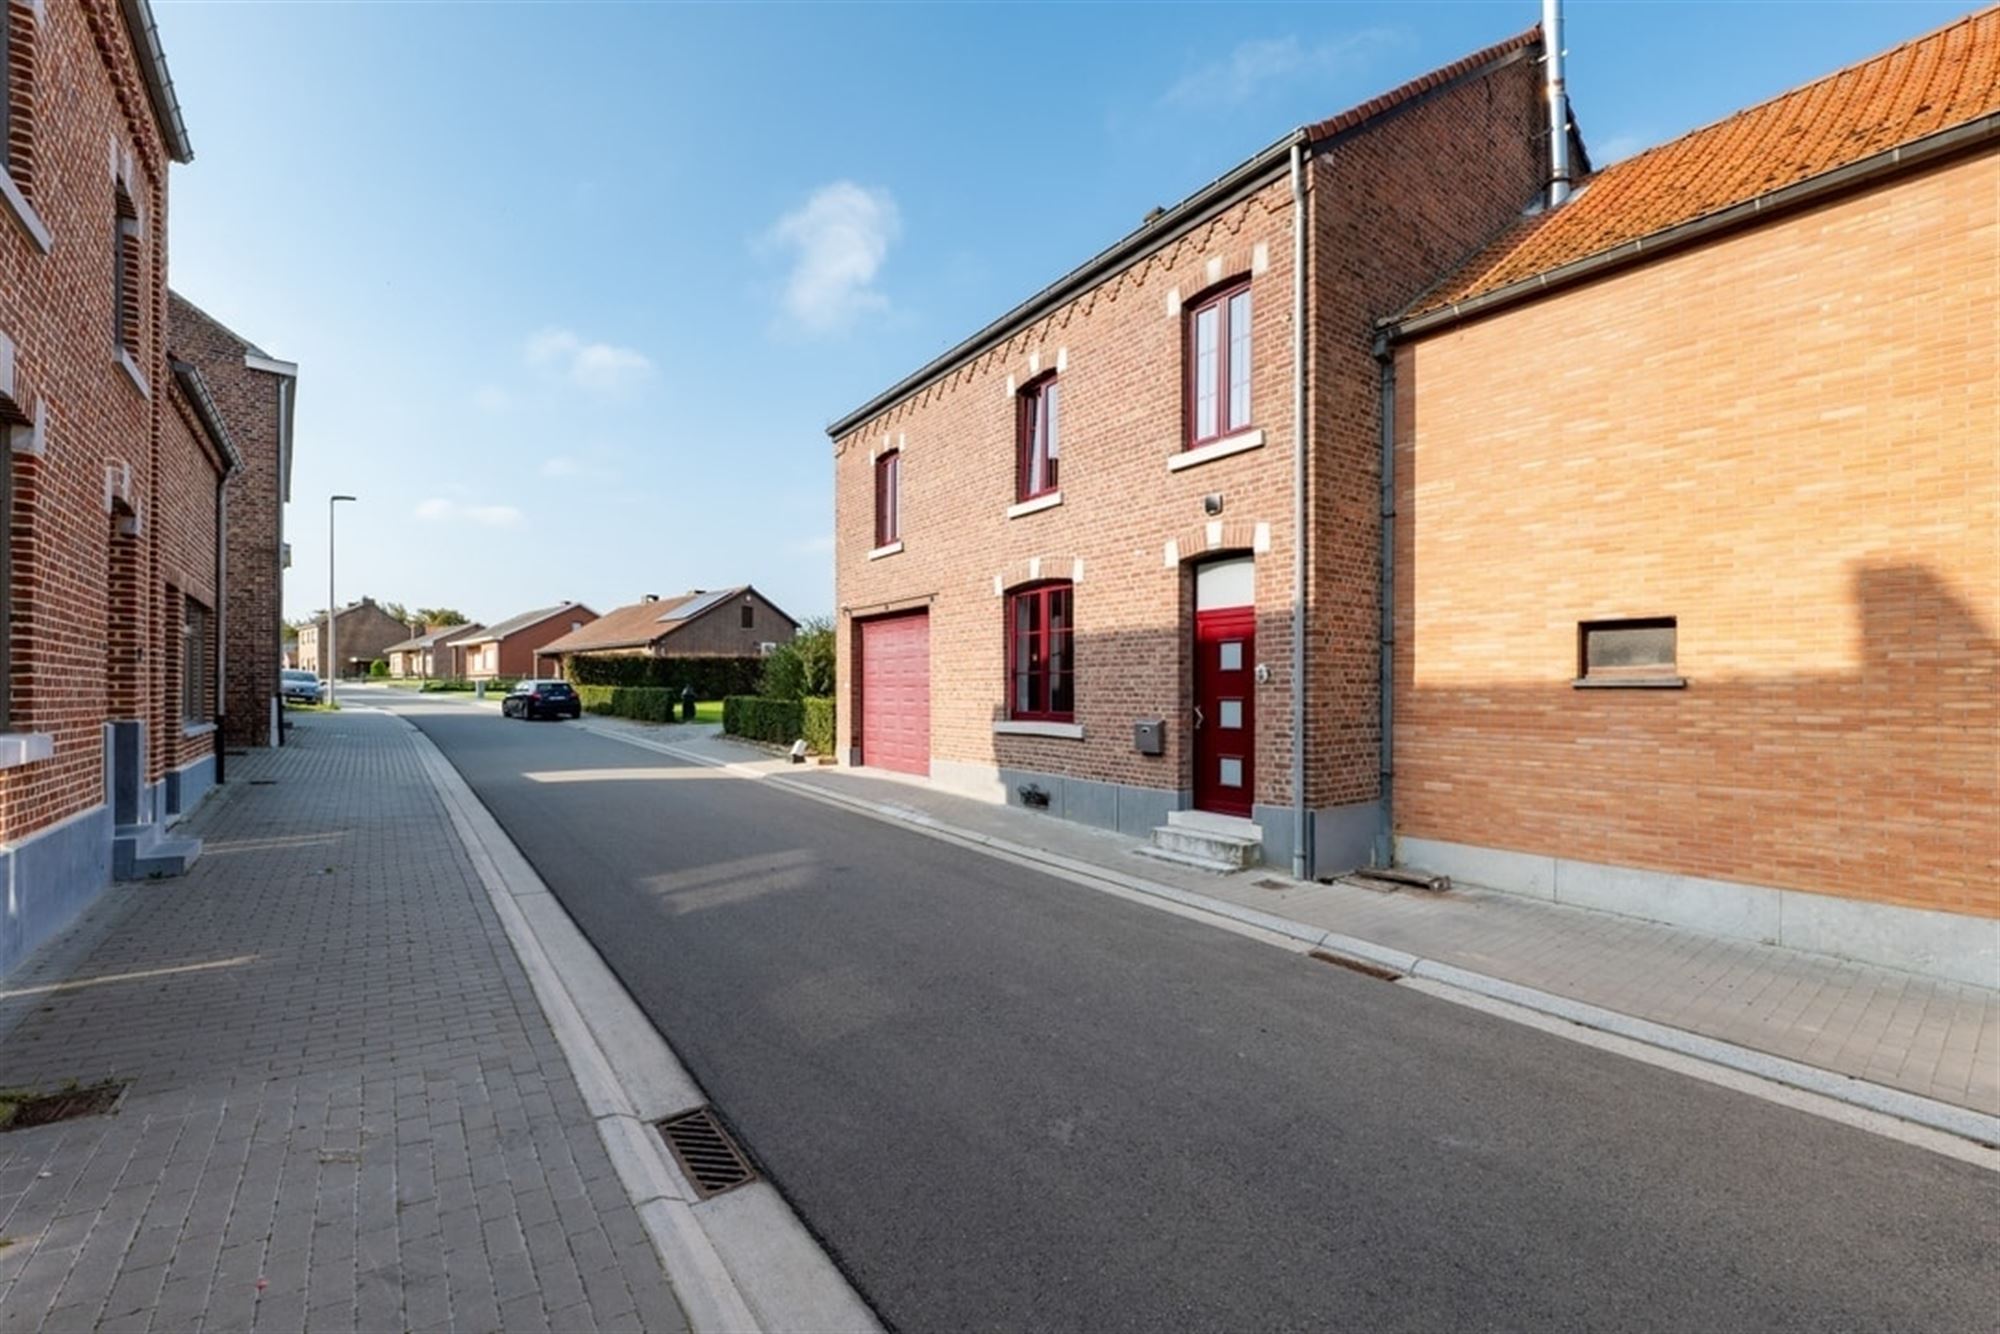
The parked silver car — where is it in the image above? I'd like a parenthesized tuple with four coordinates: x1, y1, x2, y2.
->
(280, 668, 326, 704)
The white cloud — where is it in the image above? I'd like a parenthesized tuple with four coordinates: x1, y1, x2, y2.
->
(763, 182, 901, 336)
(1163, 30, 1399, 108)
(1590, 132, 1652, 165)
(414, 497, 523, 527)
(524, 328, 655, 392)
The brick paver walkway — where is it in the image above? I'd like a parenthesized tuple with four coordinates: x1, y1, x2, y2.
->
(0, 710, 687, 1333)
(588, 717, 1999, 1117)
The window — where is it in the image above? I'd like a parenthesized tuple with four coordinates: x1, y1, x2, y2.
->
(113, 183, 140, 355)
(0, 441, 10, 731)
(182, 597, 211, 723)
(1016, 374, 1060, 502)
(2, 0, 34, 197)
(874, 449, 900, 548)
(1007, 581, 1074, 722)
(1577, 617, 1681, 686)
(1186, 281, 1251, 446)
(741, 600, 755, 629)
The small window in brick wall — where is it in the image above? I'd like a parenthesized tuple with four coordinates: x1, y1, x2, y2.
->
(183, 597, 212, 722)
(1016, 373, 1060, 502)
(2, 0, 35, 199)
(114, 183, 141, 355)
(740, 600, 754, 629)
(874, 450, 900, 548)
(1576, 617, 1682, 687)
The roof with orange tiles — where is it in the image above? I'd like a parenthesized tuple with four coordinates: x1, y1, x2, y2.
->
(1398, 7, 2000, 327)
(828, 24, 1546, 438)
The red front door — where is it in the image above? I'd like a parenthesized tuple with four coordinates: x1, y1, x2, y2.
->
(1194, 607, 1255, 817)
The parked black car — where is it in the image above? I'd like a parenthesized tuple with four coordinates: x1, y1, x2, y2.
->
(502, 679, 582, 721)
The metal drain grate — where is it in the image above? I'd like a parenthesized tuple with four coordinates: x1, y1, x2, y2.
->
(248, 779, 278, 786)
(1308, 949, 1403, 982)
(657, 1108, 757, 1199)
(0, 1081, 129, 1132)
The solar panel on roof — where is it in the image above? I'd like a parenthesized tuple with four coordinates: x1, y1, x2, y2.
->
(661, 589, 735, 622)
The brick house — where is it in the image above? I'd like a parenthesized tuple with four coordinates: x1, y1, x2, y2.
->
(295, 596, 410, 679)
(0, 0, 220, 975)
(384, 620, 484, 679)
(1375, 10, 1999, 982)
(456, 602, 596, 680)
(169, 291, 297, 748)
(830, 26, 1566, 877)
(537, 587, 798, 677)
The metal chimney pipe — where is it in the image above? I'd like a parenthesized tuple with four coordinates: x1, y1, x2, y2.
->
(1543, 0, 1572, 207)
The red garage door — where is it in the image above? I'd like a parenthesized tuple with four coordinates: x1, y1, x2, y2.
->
(859, 612, 930, 776)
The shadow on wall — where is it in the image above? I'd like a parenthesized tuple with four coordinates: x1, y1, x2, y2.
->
(1396, 562, 1999, 918)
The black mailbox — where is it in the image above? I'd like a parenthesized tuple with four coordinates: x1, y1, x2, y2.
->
(1133, 719, 1165, 756)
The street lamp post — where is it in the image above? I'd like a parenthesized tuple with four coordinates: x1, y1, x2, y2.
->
(328, 494, 356, 704)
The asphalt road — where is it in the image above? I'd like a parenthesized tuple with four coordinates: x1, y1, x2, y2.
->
(384, 695, 1998, 1332)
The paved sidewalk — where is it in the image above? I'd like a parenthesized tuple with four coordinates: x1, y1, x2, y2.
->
(585, 717, 1999, 1118)
(0, 711, 687, 1333)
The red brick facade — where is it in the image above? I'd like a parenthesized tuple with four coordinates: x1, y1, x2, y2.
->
(1390, 148, 1998, 921)
(1, 0, 182, 848)
(831, 31, 1550, 869)
(170, 293, 293, 749)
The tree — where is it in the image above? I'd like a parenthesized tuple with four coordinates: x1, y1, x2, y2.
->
(758, 617, 834, 699)
(381, 601, 412, 625)
(415, 607, 470, 626)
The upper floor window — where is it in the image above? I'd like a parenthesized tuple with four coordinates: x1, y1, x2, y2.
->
(1186, 280, 1251, 447)
(1016, 373, 1060, 502)
(874, 449, 900, 548)
(1007, 581, 1074, 722)
(2, 0, 34, 198)
(740, 600, 754, 629)
(113, 184, 141, 355)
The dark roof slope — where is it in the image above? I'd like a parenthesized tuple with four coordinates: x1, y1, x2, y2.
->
(1401, 6, 2000, 325)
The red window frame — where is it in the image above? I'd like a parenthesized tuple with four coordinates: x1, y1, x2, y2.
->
(1183, 278, 1252, 448)
(1006, 581, 1074, 722)
(1015, 372, 1060, 502)
(874, 449, 900, 548)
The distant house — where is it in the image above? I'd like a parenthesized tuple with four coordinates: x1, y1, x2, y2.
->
(536, 587, 798, 677)
(457, 604, 598, 680)
(295, 598, 412, 679)
(384, 622, 485, 679)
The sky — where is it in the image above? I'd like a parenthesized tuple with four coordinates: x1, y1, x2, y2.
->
(153, 0, 1971, 629)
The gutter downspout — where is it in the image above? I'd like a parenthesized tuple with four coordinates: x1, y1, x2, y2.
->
(1289, 140, 1310, 881)
(1372, 334, 1395, 867)
(214, 471, 227, 785)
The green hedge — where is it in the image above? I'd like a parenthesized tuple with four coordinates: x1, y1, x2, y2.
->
(575, 685, 682, 722)
(723, 696, 834, 754)
(569, 655, 765, 696)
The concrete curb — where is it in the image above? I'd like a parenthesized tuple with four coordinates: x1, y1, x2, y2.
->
(400, 713, 881, 1334)
(578, 720, 2000, 1154)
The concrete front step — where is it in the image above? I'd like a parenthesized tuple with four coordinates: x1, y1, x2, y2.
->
(112, 824, 202, 880)
(1147, 822, 1262, 871)
(1166, 809, 1263, 840)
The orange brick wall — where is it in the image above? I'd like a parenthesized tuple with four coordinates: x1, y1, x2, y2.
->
(154, 390, 221, 781)
(1393, 150, 1999, 918)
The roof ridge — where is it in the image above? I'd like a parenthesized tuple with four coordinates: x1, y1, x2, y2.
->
(1582, 4, 1995, 180)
